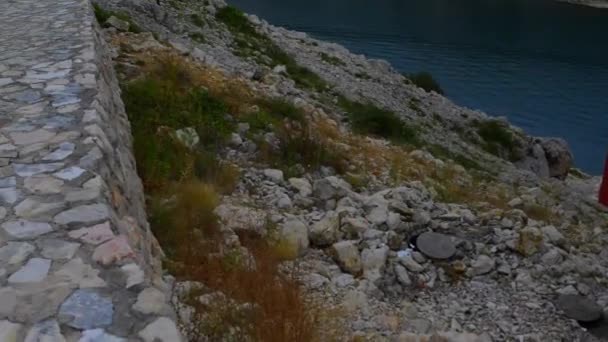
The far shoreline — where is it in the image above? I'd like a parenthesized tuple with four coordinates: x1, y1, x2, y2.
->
(557, 0, 608, 8)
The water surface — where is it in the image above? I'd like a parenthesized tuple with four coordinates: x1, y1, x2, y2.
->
(229, 0, 608, 174)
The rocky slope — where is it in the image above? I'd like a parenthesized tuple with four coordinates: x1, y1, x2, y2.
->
(94, 0, 608, 340)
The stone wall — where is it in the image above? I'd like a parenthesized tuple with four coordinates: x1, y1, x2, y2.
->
(0, 0, 180, 340)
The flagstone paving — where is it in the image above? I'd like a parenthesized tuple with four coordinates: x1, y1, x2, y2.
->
(0, 0, 180, 340)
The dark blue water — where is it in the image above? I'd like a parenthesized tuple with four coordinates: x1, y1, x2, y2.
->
(229, 0, 608, 174)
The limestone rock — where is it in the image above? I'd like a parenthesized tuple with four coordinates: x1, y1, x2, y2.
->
(541, 225, 564, 245)
(331, 240, 362, 275)
(289, 177, 312, 197)
(313, 176, 352, 200)
(263, 168, 284, 183)
(133, 287, 167, 315)
(24, 320, 65, 342)
(106, 16, 130, 32)
(0, 320, 21, 342)
(516, 226, 543, 256)
(416, 232, 456, 259)
(556, 294, 602, 322)
(278, 219, 309, 257)
(174, 127, 199, 149)
(309, 212, 340, 247)
(79, 329, 126, 342)
(540, 137, 574, 179)
(138, 317, 182, 342)
(361, 246, 389, 282)
(470, 255, 495, 276)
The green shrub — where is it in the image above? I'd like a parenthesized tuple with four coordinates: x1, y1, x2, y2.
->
(189, 32, 205, 43)
(260, 123, 347, 177)
(476, 120, 520, 161)
(92, 3, 141, 33)
(407, 72, 444, 95)
(320, 53, 346, 66)
(123, 61, 236, 192)
(427, 144, 484, 171)
(338, 96, 418, 145)
(93, 3, 112, 23)
(355, 72, 371, 80)
(216, 6, 328, 91)
(190, 13, 205, 27)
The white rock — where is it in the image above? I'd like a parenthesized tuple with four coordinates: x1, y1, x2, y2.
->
(24, 320, 65, 342)
(121, 263, 145, 288)
(361, 246, 389, 282)
(228, 132, 243, 147)
(263, 168, 284, 183)
(79, 329, 126, 342)
(331, 240, 362, 275)
(0, 320, 21, 342)
(399, 255, 424, 273)
(272, 65, 287, 74)
(541, 225, 564, 245)
(279, 219, 309, 257)
(133, 287, 167, 315)
(174, 127, 199, 149)
(138, 317, 182, 342)
(288, 177, 312, 197)
(471, 255, 495, 276)
(395, 264, 412, 286)
(309, 212, 340, 247)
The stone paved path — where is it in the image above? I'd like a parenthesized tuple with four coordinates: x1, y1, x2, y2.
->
(0, 0, 180, 340)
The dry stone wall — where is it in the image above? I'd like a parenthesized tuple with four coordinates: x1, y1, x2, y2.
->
(0, 0, 180, 340)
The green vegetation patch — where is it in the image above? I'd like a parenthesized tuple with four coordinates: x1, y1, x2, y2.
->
(123, 61, 237, 193)
(216, 6, 328, 91)
(476, 119, 520, 161)
(262, 123, 348, 178)
(320, 52, 346, 66)
(190, 13, 205, 27)
(189, 32, 206, 43)
(426, 144, 484, 172)
(338, 96, 418, 146)
(93, 3, 142, 33)
(407, 72, 444, 95)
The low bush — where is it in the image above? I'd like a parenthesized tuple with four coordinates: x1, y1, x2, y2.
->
(259, 121, 348, 177)
(476, 120, 520, 161)
(338, 96, 418, 146)
(190, 13, 205, 27)
(123, 60, 237, 193)
(407, 72, 444, 95)
(426, 144, 484, 171)
(320, 52, 346, 66)
(216, 6, 328, 91)
(189, 32, 205, 43)
(123, 57, 334, 341)
(92, 3, 142, 33)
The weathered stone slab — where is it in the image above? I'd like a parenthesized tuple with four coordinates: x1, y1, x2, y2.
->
(59, 289, 113, 329)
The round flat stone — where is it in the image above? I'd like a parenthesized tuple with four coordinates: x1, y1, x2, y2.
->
(416, 232, 456, 259)
(556, 294, 602, 322)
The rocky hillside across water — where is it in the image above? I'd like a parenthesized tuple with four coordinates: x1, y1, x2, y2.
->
(559, 0, 608, 8)
(93, 0, 607, 340)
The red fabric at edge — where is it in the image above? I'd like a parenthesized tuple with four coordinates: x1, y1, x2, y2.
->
(600, 156, 608, 206)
